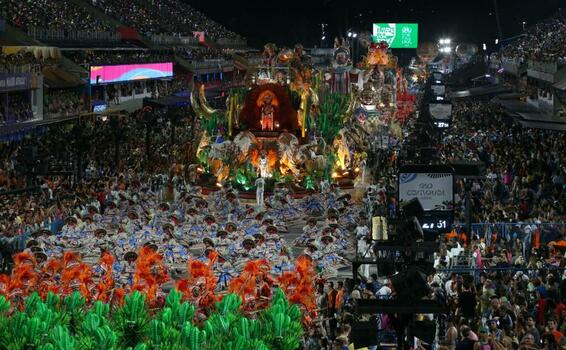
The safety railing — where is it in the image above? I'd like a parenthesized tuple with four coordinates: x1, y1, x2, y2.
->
(528, 59, 558, 74)
(150, 34, 198, 46)
(0, 64, 41, 74)
(355, 222, 566, 258)
(466, 222, 566, 244)
(216, 37, 247, 48)
(27, 27, 119, 42)
(190, 60, 234, 70)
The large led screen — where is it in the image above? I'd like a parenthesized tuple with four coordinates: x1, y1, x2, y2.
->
(90, 62, 173, 84)
(372, 23, 418, 49)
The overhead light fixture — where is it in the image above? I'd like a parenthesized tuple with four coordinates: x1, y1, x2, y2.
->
(483, 43, 487, 51)
(353, 33, 358, 38)
(321, 36, 326, 40)
(495, 38, 499, 44)
(347, 32, 353, 38)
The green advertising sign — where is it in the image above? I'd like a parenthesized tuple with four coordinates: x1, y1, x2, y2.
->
(372, 23, 419, 49)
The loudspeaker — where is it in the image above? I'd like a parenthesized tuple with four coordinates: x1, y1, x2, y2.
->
(350, 318, 378, 348)
(400, 198, 424, 219)
(391, 266, 430, 301)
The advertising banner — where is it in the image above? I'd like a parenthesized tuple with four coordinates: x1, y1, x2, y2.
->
(0, 73, 32, 92)
(372, 23, 418, 49)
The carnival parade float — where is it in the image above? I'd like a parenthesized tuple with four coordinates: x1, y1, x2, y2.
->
(191, 39, 414, 197)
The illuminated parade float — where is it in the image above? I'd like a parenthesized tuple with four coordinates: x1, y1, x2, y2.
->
(191, 37, 416, 198)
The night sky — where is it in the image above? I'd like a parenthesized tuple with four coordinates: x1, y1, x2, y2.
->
(187, 0, 564, 50)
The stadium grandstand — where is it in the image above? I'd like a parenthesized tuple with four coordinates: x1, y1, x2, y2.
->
(0, 2, 564, 350)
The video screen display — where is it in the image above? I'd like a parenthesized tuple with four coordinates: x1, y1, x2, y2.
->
(399, 172, 454, 211)
(429, 103, 452, 120)
(90, 62, 173, 85)
(372, 23, 418, 48)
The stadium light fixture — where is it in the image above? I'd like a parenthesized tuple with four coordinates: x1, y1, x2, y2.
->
(483, 43, 487, 51)
(495, 38, 499, 44)
(347, 32, 353, 38)
(353, 33, 358, 38)
(445, 38, 451, 44)
(321, 36, 326, 40)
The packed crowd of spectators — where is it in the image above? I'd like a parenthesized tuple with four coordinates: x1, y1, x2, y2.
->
(0, 107, 196, 232)
(0, 93, 35, 124)
(176, 47, 233, 62)
(307, 244, 566, 349)
(440, 100, 566, 224)
(93, 0, 242, 41)
(1, 0, 112, 33)
(499, 10, 566, 65)
(65, 49, 174, 66)
(45, 90, 85, 118)
(0, 51, 57, 73)
(1, 0, 241, 42)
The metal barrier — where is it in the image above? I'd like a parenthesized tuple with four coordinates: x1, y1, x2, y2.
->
(151, 34, 198, 46)
(467, 222, 566, 244)
(216, 37, 247, 48)
(190, 60, 234, 70)
(0, 64, 41, 74)
(436, 266, 566, 275)
(528, 60, 558, 74)
(355, 222, 565, 263)
(27, 27, 119, 42)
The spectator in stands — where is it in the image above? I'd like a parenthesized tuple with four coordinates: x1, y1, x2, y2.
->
(65, 50, 175, 66)
(93, 0, 243, 41)
(46, 91, 84, 117)
(0, 51, 57, 73)
(498, 10, 566, 66)
(1, 0, 112, 33)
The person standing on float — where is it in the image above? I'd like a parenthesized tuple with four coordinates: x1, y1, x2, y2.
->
(255, 177, 265, 209)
